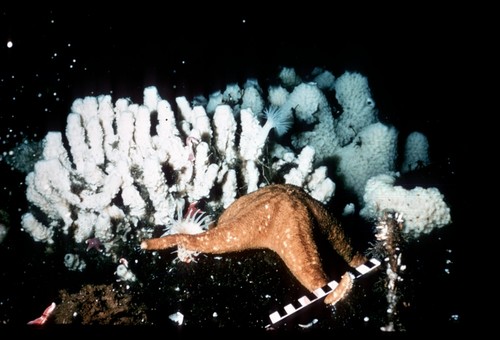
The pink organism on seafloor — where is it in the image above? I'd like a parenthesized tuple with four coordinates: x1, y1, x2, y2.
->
(27, 302, 56, 326)
(86, 237, 103, 252)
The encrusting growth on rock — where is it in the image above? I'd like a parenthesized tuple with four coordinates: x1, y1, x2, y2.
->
(141, 183, 366, 305)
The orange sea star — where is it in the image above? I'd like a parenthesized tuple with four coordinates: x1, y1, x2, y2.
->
(141, 183, 367, 305)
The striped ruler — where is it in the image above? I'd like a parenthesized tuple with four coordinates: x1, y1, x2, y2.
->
(265, 258, 381, 328)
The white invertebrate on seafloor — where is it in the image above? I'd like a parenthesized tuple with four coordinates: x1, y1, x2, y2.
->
(360, 174, 451, 237)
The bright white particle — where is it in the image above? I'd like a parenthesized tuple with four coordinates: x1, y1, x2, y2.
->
(7, 41, 13, 48)
(169, 312, 184, 325)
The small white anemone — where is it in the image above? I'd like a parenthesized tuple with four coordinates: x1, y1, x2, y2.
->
(262, 105, 293, 137)
(163, 203, 212, 263)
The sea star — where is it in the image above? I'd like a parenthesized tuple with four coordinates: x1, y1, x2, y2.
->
(86, 237, 103, 252)
(141, 183, 367, 305)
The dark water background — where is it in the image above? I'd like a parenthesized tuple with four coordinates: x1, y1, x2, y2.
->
(0, 4, 474, 336)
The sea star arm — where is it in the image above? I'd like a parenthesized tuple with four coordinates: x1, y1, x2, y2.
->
(140, 223, 261, 253)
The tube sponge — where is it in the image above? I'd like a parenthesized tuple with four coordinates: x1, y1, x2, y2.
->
(334, 71, 378, 146)
(334, 122, 398, 201)
(401, 131, 430, 173)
